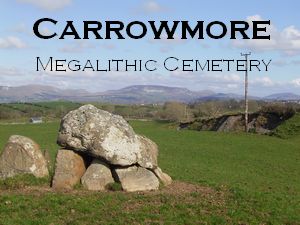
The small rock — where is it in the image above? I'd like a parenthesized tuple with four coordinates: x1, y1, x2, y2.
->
(115, 166, 159, 192)
(153, 167, 172, 186)
(81, 159, 114, 191)
(52, 149, 86, 190)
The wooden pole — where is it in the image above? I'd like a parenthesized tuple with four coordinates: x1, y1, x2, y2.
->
(241, 52, 251, 132)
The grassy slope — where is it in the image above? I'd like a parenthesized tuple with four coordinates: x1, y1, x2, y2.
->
(273, 113, 300, 139)
(0, 121, 299, 224)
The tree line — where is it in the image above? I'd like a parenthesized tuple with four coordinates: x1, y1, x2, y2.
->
(0, 100, 299, 123)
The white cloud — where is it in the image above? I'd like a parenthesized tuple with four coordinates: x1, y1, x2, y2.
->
(134, 1, 167, 14)
(17, 0, 72, 11)
(141, 1, 166, 13)
(0, 66, 23, 76)
(223, 74, 241, 82)
(231, 15, 300, 56)
(0, 36, 27, 49)
(170, 70, 199, 79)
(170, 71, 242, 86)
(291, 78, 300, 87)
(227, 84, 238, 89)
(252, 76, 274, 87)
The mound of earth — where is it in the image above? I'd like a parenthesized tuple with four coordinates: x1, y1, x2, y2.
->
(184, 111, 295, 134)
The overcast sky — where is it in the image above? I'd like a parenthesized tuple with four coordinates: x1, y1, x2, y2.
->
(0, 0, 300, 96)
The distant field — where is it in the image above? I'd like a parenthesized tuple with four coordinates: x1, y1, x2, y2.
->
(0, 101, 82, 123)
(0, 121, 299, 224)
(0, 101, 165, 123)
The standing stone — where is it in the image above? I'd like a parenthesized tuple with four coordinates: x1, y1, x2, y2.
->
(57, 104, 157, 169)
(115, 166, 159, 192)
(52, 149, 86, 190)
(81, 159, 114, 191)
(0, 135, 49, 178)
(153, 167, 172, 186)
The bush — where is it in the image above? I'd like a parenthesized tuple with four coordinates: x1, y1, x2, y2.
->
(256, 115, 268, 126)
(260, 103, 295, 119)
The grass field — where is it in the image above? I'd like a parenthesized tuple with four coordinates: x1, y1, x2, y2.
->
(0, 121, 299, 224)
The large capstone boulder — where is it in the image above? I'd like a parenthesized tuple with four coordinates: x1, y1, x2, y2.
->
(137, 136, 158, 169)
(114, 166, 159, 192)
(57, 104, 157, 169)
(52, 149, 86, 190)
(0, 135, 49, 179)
(81, 159, 114, 191)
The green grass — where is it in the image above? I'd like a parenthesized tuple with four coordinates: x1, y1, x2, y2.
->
(273, 113, 300, 139)
(0, 174, 49, 190)
(0, 191, 229, 225)
(0, 122, 59, 162)
(0, 121, 299, 224)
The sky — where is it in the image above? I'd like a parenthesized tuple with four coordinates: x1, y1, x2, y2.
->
(0, 0, 300, 96)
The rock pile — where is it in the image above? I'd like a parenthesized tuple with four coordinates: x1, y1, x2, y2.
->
(53, 104, 171, 192)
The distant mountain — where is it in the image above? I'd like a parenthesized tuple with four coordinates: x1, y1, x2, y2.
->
(198, 93, 244, 101)
(0, 84, 299, 104)
(0, 84, 215, 104)
(0, 85, 89, 103)
(197, 93, 260, 101)
(86, 85, 215, 104)
(264, 93, 300, 101)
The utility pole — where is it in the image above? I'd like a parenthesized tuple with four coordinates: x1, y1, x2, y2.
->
(184, 104, 188, 122)
(241, 52, 251, 133)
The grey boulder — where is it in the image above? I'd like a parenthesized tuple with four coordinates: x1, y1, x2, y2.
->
(52, 149, 86, 190)
(115, 166, 159, 192)
(57, 104, 157, 169)
(0, 135, 49, 179)
(81, 159, 114, 191)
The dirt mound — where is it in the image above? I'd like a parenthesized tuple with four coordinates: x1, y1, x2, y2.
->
(185, 111, 295, 134)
